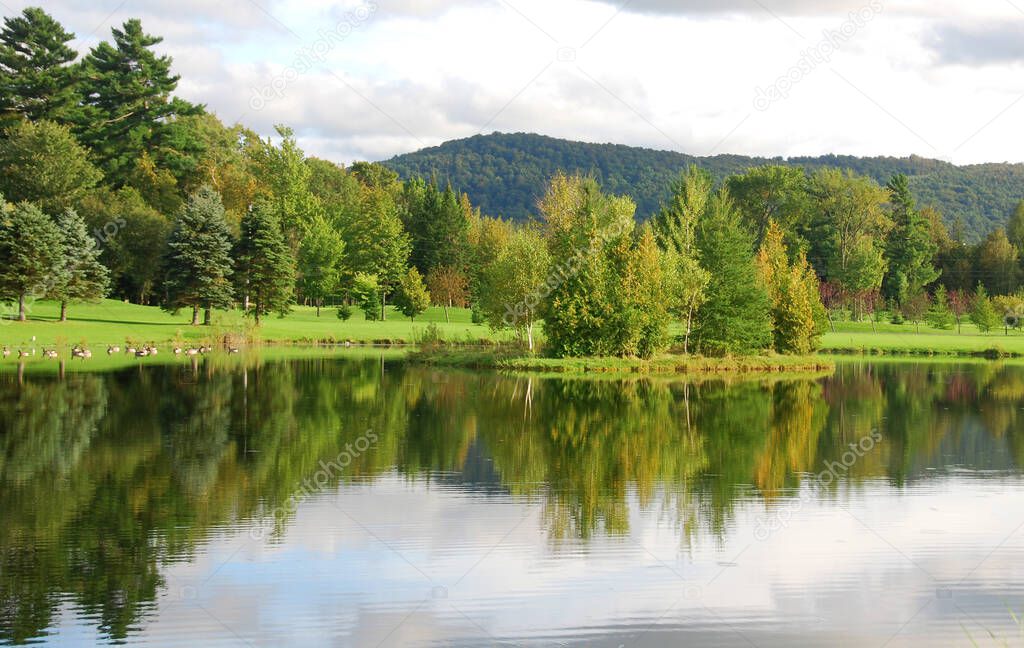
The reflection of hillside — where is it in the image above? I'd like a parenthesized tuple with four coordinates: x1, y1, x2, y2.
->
(2, 359, 1024, 643)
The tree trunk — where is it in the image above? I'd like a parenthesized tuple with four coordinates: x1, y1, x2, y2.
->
(527, 322, 534, 352)
(203, 307, 212, 326)
(191, 304, 200, 326)
(444, 301, 450, 323)
(381, 291, 386, 321)
(18, 294, 26, 321)
(60, 301, 68, 322)
(254, 308, 261, 326)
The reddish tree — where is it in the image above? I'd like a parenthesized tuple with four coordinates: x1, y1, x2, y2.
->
(948, 289, 971, 334)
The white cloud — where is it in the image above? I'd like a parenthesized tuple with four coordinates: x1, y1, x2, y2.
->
(4, 0, 1024, 164)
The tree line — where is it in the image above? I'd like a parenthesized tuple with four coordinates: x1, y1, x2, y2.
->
(0, 7, 1021, 356)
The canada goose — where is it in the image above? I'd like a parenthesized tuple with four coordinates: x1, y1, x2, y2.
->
(126, 346, 136, 354)
(199, 345, 210, 354)
(2, 347, 9, 358)
(17, 349, 30, 359)
(227, 347, 240, 354)
(108, 345, 119, 354)
(44, 349, 58, 359)
(135, 348, 149, 357)
(185, 348, 199, 356)
(71, 347, 91, 359)
(173, 346, 182, 355)
(148, 346, 158, 355)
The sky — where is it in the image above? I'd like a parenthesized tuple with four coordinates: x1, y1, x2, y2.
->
(17, 0, 1024, 166)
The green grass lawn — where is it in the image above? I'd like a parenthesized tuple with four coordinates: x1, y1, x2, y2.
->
(823, 318, 1024, 355)
(0, 299, 509, 351)
(4, 299, 1023, 361)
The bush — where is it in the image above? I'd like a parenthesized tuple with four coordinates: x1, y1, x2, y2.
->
(336, 304, 352, 321)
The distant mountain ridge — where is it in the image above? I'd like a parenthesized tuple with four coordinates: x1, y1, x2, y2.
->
(382, 132, 1024, 242)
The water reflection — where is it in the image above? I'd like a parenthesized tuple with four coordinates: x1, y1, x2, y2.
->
(1, 358, 1023, 645)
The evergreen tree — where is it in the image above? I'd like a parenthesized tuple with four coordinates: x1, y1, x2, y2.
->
(236, 203, 294, 325)
(882, 173, 939, 305)
(693, 190, 773, 355)
(162, 186, 234, 325)
(926, 285, 954, 330)
(77, 19, 201, 185)
(0, 201, 65, 320)
(0, 120, 102, 213)
(969, 284, 998, 332)
(50, 209, 109, 321)
(297, 215, 344, 316)
(0, 7, 80, 127)
(393, 267, 430, 322)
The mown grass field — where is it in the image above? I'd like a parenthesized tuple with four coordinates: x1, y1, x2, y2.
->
(3, 299, 1024, 362)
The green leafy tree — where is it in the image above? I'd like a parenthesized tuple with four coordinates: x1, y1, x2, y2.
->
(393, 267, 430, 322)
(0, 119, 102, 212)
(77, 19, 201, 185)
(339, 187, 410, 320)
(351, 272, 381, 321)
(538, 173, 636, 357)
(236, 203, 295, 324)
(977, 227, 1019, 295)
(297, 215, 344, 316)
(425, 265, 469, 323)
(901, 290, 930, 333)
(969, 284, 998, 332)
(726, 164, 811, 250)
(480, 228, 550, 351)
(808, 168, 891, 306)
(661, 248, 709, 355)
(693, 190, 773, 355)
(162, 186, 234, 325)
(882, 173, 939, 305)
(617, 227, 672, 358)
(247, 125, 321, 239)
(0, 7, 80, 127)
(926, 285, 954, 330)
(1007, 200, 1024, 252)
(0, 201, 64, 320)
(50, 209, 109, 321)
(651, 165, 710, 255)
(757, 220, 821, 354)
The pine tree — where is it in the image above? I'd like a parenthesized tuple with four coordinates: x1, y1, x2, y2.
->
(0, 7, 80, 127)
(693, 190, 773, 355)
(882, 173, 939, 305)
(926, 285, 954, 330)
(0, 201, 65, 321)
(50, 209, 109, 321)
(969, 284, 998, 333)
(651, 165, 710, 256)
(77, 19, 201, 185)
(162, 186, 234, 325)
(393, 267, 430, 322)
(236, 203, 294, 325)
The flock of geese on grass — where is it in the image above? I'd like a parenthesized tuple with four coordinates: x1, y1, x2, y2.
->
(2, 342, 241, 360)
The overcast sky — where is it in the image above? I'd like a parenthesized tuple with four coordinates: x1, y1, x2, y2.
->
(18, 0, 1024, 165)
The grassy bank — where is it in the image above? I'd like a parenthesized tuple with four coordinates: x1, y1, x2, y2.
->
(0, 299, 508, 350)
(411, 347, 834, 376)
(821, 319, 1024, 357)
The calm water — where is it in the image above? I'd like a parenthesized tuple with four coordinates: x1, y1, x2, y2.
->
(2, 356, 1023, 647)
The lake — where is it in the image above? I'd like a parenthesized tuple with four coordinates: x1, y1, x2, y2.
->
(1, 355, 1023, 646)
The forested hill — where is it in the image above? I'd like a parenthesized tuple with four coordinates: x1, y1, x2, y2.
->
(383, 132, 1024, 241)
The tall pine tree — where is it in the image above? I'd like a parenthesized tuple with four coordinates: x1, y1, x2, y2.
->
(162, 186, 234, 325)
(882, 173, 938, 305)
(693, 190, 773, 355)
(236, 203, 294, 325)
(0, 200, 65, 321)
(0, 7, 80, 127)
(50, 209, 109, 321)
(78, 19, 201, 185)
